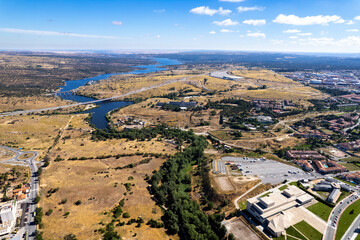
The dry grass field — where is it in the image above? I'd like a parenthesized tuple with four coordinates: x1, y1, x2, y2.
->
(40, 155, 170, 240)
(0, 114, 71, 157)
(0, 147, 15, 161)
(77, 70, 201, 99)
(49, 114, 178, 160)
(0, 95, 75, 113)
(110, 98, 221, 132)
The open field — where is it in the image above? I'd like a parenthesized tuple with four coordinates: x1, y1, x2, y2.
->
(0, 95, 78, 113)
(0, 114, 71, 157)
(40, 155, 169, 240)
(0, 146, 15, 160)
(335, 199, 360, 240)
(293, 220, 323, 240)
(110, 98, 222, 131)
(306, 201, 333, 221)
(339, 162, 360, 171)
(48, 114, 178, 160)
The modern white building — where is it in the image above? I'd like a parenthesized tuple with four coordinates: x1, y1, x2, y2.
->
(246, 185, 313, 237)
(0, 200, 17, 236)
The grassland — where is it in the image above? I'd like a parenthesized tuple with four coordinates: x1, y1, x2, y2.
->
(0, 114, 71, 157)
(293, 220, 323, 240)
(335, 199, 360, 240)
(339, 162, 360, 171)
(0, 147, 15, 161)
(307, 201, 333, 221)
(40, 155, 169, 240)
(0, 95, 80, 113)
(110, 98, 222, 132)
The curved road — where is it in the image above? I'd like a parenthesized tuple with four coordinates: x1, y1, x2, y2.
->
(0, 146, 39, 240)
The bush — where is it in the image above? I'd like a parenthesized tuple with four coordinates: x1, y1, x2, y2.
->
(123, 212, 130, 218)
(74, 200, 82, 205)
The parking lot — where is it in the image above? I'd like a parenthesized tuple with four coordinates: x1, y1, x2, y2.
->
(220, 157, 309, 184)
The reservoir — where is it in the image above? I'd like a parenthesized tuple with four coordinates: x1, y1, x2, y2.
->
(58, 58, 181, 129)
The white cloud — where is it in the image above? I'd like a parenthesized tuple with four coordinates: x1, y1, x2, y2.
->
(220, 29, 238, 33)
(237, 6, 264, 12)
(346, 20, 355, 25)
(243, 19, 266, 26)
(0, 28, 120, 39)
(354, 16, 360, 21)
(298, 32, 312, 36)
(209, 31, 216, 34)
(156, 35, 161, 39)
(289, 36, 298, 39)
(295, 36, 360, 47)
(273, 14, 345, 25)
(190, 6, 231, 16)
(247, 32, 266, 38)
(112, 21, 123, 26)
(271, 40, 283, 45)
(219, 0, 245, 2)
(213, 19, 239, 26)
(346, 29, 359, 32)
(283, 29, 301, 33)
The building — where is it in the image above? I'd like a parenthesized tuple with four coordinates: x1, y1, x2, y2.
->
(0, 201, 17, 236)
(337, 140, 360, 152)
(294, 130, 328, 140)
(12, 184, 30, 201)
(313, 180, 342, 204)
(286, 150, 326, 161)
(314, 160, 348, 174)
(294, 160, 314, 172)
(338, 171, 360, 185)
(246, 185, 313, 237)
(156, 101, 197, 110)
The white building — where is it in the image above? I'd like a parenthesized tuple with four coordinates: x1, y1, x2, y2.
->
(0, 201, 17, 236)
(246, 185, 313, 237)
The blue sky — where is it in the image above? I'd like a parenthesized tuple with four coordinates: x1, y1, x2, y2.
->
(1, 0, 360, 52)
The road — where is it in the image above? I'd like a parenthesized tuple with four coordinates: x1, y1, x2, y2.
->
(323, 194, 359, 240)
(0, 146, 39, 240)
(234, 182, 262, 209)
(0, 76, 192, 117)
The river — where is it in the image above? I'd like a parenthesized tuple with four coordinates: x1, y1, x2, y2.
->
(58, 58, 181, 129)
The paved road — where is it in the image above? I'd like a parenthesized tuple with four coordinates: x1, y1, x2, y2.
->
(0, 76, 192, 117)
(0, 146, 39, 240)
(323, 194, 359, 240)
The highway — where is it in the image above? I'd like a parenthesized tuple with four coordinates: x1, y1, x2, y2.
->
(0, 146, 39, 240)
(323, 194, 359, 240)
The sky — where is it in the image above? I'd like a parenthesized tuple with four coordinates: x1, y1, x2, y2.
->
(1, 0, 360, 53)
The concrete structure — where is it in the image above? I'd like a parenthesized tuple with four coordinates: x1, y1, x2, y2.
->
(246, 185, 313, 237)
(0, 201, 17, 236)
